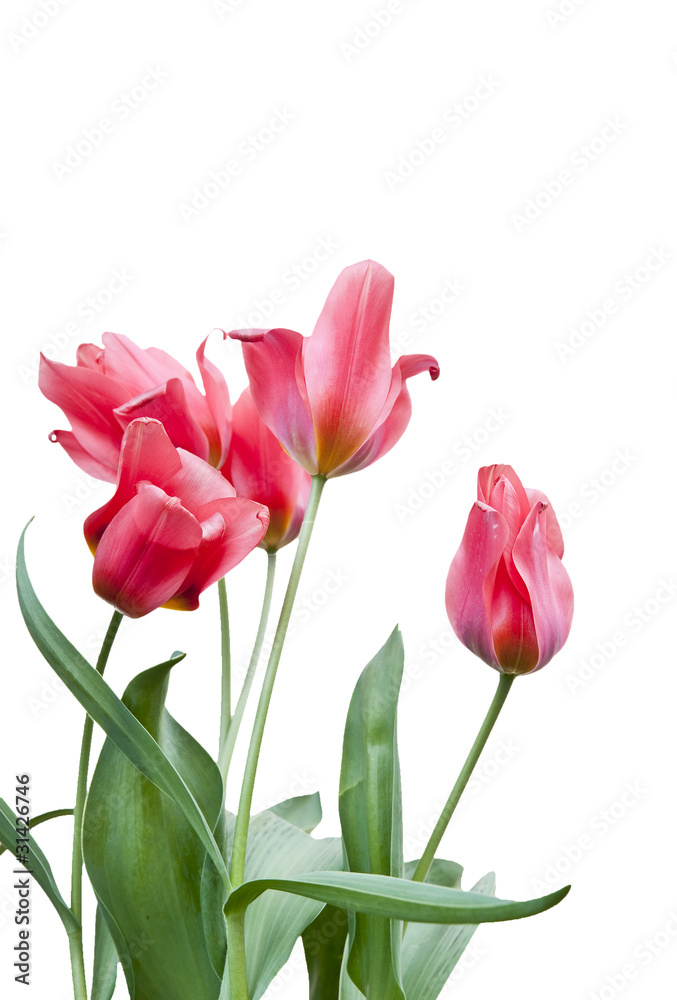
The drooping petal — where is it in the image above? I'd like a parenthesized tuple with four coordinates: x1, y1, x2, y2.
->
(196, 335, 231, 469)
(512, 501, 574, 671)
(113, 379, 210, 461)
(167, 498, 270, 610)
(300, 260, 395, 473)
(329, 354, 439, 477)
(487, 557, 539, 674)
(92, 484, 202, 619)
(84, 419, 182, 551)
(48, 429, 119, 483)
(227, 328, 318, 473)
(39, 354, 130, 479)
(445, 502, 510, 670)
(224, 388, 312, 550)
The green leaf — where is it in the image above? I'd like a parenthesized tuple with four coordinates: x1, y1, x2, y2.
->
(92, 906, 118, 1000)
(0, 797, 77, 935)
(338, 627, 406, 999)
(303, 903, 349, 1000)
(270, 792, 323, 833)
(16, 524, 231, 894)
(221, 809, 342, 1000)
(225, 870, 570, 925)
(401, 868, 496, 1000)
(0, 808, 73, 858)
(82, 660, 225, 1000)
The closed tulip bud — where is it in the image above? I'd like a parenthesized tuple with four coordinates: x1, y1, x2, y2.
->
(446, 465, 573, 675)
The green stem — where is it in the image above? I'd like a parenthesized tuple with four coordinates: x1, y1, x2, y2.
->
(218, 577, 231, 759)
(411, 672, 515, 885)
(218, 551, 277, 786)
(69, 610, 123, 999)
(225, 474, 322, 999)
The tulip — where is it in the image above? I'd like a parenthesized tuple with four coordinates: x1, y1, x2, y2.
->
(84, 418, 269, 618)
(222, 388, 311, 552)
(225, 260, 439, 477)
(445, 464, 573, 675)
(39, 333, 230, 482)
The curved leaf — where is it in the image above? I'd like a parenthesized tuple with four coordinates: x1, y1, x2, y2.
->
(225, 870, 569, 924)
(15, 524, 231, 894)
(92, 906, 118, 1000)
(339, 627, 405, 999)
(270, 792, 323, 834)
(83, 660, 224, 1000)
(0, 808, 73, 858)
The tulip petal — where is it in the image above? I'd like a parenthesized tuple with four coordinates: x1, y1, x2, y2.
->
(113, 379, 210, 461)
(48, 429, 119, 483)
(329, 354, 440, 477)
(84, 419, 182, 551)
(446, 502, 510, 670)
(487, 558, 540, 674)
(512, 501, 574, 671)
(197, 335, 231, 469)
(301, 260, 395, 472)
(166, 448, 237, 518)
(40, 354, 131, 481)
(478, 466, 530, 523)
(92, 484, 202, 619)
(227, 328, 318, 474)
(168, 498, 270, 610)
(100, 332, 199, 396)
(224, 388, 311, 550)
(526, 488, 565, 558)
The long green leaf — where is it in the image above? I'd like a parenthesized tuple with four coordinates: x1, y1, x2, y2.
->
(221, 809, 343, 1000)
(15, 524, 231, 894)
(339, 627, 405, 999)
(225, 870, 570, 923)
(83, 661, 224, 1000)
(303, 902, 349, 1000)
(0, 798, 77, 935)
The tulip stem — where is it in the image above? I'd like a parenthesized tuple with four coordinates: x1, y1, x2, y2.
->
(69, 609, 123, 1000)
(218, 550, 277, 787)
(411, 673, 515, 886)
(218, 577, 232, 757)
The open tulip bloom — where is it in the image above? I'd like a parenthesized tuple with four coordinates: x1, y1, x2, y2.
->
(7, 260, 574, 1000)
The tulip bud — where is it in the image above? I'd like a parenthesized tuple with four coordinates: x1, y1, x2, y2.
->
(445, 465, 573, 674)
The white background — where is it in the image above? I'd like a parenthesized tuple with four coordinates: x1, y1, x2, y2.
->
(1, 1, 676, 997)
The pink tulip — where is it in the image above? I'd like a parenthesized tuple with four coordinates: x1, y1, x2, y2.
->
(84, 418, 269, 618)
(222, 388, 312, 552)
(225, 260, 439, 477)
(445, 465, 573, 675)
(39, 333, 231, 482)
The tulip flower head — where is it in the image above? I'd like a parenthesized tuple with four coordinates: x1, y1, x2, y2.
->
(84, 418, 269, 618)
(222, 388, 312, 552)
(40, 333, 231, 482)
(446, 465, 573, 675)
(226, 260, 439, 478)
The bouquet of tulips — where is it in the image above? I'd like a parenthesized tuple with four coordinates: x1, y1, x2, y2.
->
(3, 260, 574, 1000)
